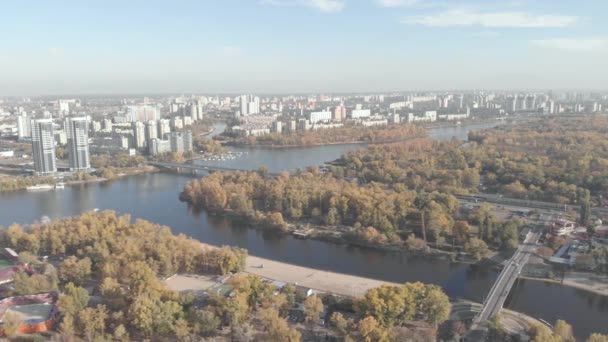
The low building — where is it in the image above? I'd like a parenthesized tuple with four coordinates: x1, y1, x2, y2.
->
(552, 219, 575, 236)
(307, 111, 332, 124)
(350, 109, 371, 119)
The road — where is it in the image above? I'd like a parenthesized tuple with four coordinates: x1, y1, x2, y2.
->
(458, 193, 608, 216)
(470, 230, 541, 331)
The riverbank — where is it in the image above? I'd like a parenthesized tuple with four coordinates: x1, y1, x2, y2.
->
(521, 271, 608, 297)
(199, 242, 397, 297)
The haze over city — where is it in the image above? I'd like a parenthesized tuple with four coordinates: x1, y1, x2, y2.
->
(2, 0, 608, 95)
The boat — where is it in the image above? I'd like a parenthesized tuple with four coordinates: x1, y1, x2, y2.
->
(26, 184, 54, 192)
(55, 182, 65, 190)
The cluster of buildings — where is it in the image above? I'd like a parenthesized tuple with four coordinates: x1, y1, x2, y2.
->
(30, 116, 90, 175)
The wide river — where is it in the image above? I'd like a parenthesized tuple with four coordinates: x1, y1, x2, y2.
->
(1, 121, 606, 339)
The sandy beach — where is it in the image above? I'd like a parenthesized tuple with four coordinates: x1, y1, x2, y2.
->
(244, 254, 399, 297)
(200, 243, 397, 297)
(561, 272, 608, 296)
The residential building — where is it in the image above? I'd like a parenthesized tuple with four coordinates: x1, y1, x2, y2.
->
(158, 119, 171, 139)
(149, 138, 171, 156)
(65, 117, 90, 171)
(350, 109, 371, 119)
(31, 118, 57, 175)
(145, 121, 158, 143)
(132, 122, 146, 149)
(125, 105, 160, 122)
(169, 131, 193, 153)
(17, 113, 31, 139)
(308, 111, 332, 123)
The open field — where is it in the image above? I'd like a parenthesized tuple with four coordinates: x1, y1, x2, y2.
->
(164, 274, 217, 293)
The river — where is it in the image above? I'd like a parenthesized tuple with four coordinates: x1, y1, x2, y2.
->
(0, 121, 606, 339)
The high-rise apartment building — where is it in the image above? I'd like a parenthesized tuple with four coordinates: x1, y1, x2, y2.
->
(31, 118, 57, 175)
(17, 113, 31, 139)
(158, 119, 171, 139)
(239, 95, 260, 116)
(132, 122, 146, 149)
(169, 131, 193, 153)
(145, 121, 158, 143)
(65, 117, 90, 171)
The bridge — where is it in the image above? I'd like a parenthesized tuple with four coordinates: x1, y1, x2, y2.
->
(470, 230, 541, 332)
(147, 161, 281, 176)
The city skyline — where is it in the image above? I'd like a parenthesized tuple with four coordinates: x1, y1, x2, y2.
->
(1, 0, 607, 95)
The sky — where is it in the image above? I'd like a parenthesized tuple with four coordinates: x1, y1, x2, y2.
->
(1, 0, 607, 95)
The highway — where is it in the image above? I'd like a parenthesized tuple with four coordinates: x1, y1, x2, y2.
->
(470, 230, 541, 331)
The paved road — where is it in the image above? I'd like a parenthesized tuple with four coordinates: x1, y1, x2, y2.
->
(471, 230, 541, 330)
(458, 193, 608, 216)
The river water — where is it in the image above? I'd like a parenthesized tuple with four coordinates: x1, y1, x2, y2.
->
(0, 121, 606, 339)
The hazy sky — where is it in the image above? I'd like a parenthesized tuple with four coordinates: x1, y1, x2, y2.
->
(1, 0, 607, 95)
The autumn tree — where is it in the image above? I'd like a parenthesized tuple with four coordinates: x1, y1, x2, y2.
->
(303, 295, 324, 326)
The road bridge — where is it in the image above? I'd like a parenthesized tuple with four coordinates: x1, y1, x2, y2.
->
(147, 161, 281, 176)
(470, 230, 541, 332)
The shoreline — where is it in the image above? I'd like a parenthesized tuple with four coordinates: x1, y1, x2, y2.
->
(221, 118, 502, 149)
(520, 271, 608, 297)
(199, 242, 398, 298)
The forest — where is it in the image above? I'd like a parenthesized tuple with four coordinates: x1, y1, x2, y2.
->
(223, 123, 426, 146)
(1, 211, 247, 340)
(180, 171, 520, 256)
(0, 211, 458, 341)
(336, 117, 608, 205)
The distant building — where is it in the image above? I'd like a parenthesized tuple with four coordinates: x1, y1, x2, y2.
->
(308, 111, 332, 124)
(125, 105, 160, 122)
(158, 119, 171, 139)
(65, 117, 90, 171)
(286, 120, 297, 133)
(171, 116, 184, 130)
(145, 121, 158, 143)
(271, 121, 283, 134)
(406, 111, 437, 123)
(149, 138, 171, 156)
(102, 118, 113, 132)
(31, 118, 57, 176)
(17, 114, 31, 139)
(298, 119, 311, 131)
(169, 131, 193, 153)
(333, 105, 346, 121)
(132, 122, 146, 149)
(350, 109, 371, 119)
(240, 95, 260, 116)
(389, 113, 400, 124)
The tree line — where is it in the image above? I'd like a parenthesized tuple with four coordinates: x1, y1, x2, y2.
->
(223, 123, 426, 146)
